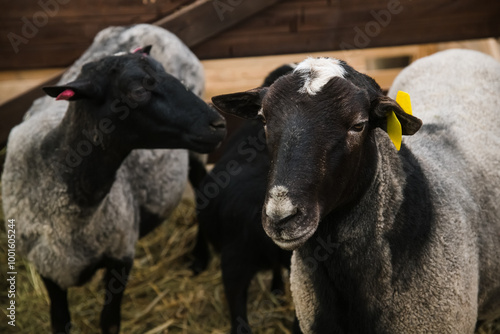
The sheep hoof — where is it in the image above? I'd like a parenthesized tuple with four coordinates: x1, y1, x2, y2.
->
(189, 260, 208, 276)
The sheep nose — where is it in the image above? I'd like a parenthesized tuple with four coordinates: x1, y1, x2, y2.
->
(265, 185, 299, 224)
(266, 205, 299, 225)
(210, 117, 226, 131)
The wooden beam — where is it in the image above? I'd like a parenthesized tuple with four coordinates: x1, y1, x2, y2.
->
(154, 0, 281, 47)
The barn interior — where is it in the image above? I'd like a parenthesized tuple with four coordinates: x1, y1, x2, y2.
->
(1, 1, 500, 333)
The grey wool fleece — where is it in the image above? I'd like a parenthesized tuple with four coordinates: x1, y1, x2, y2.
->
(1, 24, 203, 289)
(388, 49, 500, 325)
(291, 49, 500, 333)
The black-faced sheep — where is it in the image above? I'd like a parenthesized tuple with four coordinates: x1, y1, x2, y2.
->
(191, 64, 301, 334)
(1, 25, 226, 334)
(211, 50, 500, 333)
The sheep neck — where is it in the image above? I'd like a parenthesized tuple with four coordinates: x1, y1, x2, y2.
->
(293, 133, 435, 333)
(47, 102, 132, 208)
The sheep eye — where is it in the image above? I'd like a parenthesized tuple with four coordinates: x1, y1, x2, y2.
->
(350, 122, 365, 132)
(129, 86, 150, 102)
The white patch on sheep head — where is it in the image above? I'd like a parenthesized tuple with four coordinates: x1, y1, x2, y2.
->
(294, 57, 347, 95)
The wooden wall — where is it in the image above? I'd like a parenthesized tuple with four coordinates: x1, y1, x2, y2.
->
(2, 0, 500, 70)
(193, 0, 500, 59)
(1, 0, 194, 69)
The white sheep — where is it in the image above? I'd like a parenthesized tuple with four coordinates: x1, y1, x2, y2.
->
(211, 49, 500, 333)
(2, 24, 226, 334)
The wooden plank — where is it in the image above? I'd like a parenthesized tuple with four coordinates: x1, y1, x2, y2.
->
(0, 68, 64, 104)
(0, 69, 64, 148)
(154, 0, 282, 47)
(192, 0, 500, 59)
(202, 38, 500, 100)
(0, 42, 92, 70)
(202, 44, 430, 99)
(0, 0, 191, 19)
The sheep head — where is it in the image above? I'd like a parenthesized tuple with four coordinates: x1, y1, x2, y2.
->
(43, 46, 226, 153)
(212, 57, 422, 250)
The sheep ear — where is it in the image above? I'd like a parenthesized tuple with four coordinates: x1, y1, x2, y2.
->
(372, 93, 422, 136)
(211, 87, 268, 119)
(133, 45, 152, 55)
(43, 79, 96, 101)
(371, 92, 422, 150)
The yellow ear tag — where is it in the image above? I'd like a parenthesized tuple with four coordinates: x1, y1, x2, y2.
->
(387, 111, 402, 150)
(396, 90, 413, 115)
(387, 91, 412, 151)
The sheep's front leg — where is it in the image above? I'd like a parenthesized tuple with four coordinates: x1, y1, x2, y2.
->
(270, 265, 285, 295)
(100, 257, 133, 334)
(221, 251, 258, 334)
(190, 226, 210, 275)
(41, 276, 72, 334)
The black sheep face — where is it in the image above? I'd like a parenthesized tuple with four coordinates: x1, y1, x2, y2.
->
(44, 46, 226, 153)
(211, 57, 422, 250)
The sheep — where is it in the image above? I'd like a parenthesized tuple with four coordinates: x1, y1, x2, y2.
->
(23, 24, 210, 188)
(191, 64, 302, 334)
(210, 49, 500, 333)
(1, 24, 226, 334)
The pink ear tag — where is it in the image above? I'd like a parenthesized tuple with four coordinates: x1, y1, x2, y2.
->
(132, 46, 149, 56)
(56, 89, 75, 101)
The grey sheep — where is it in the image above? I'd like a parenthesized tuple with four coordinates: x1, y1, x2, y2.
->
(2, 24, 226, 334)
(211, 49, 500, 333)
